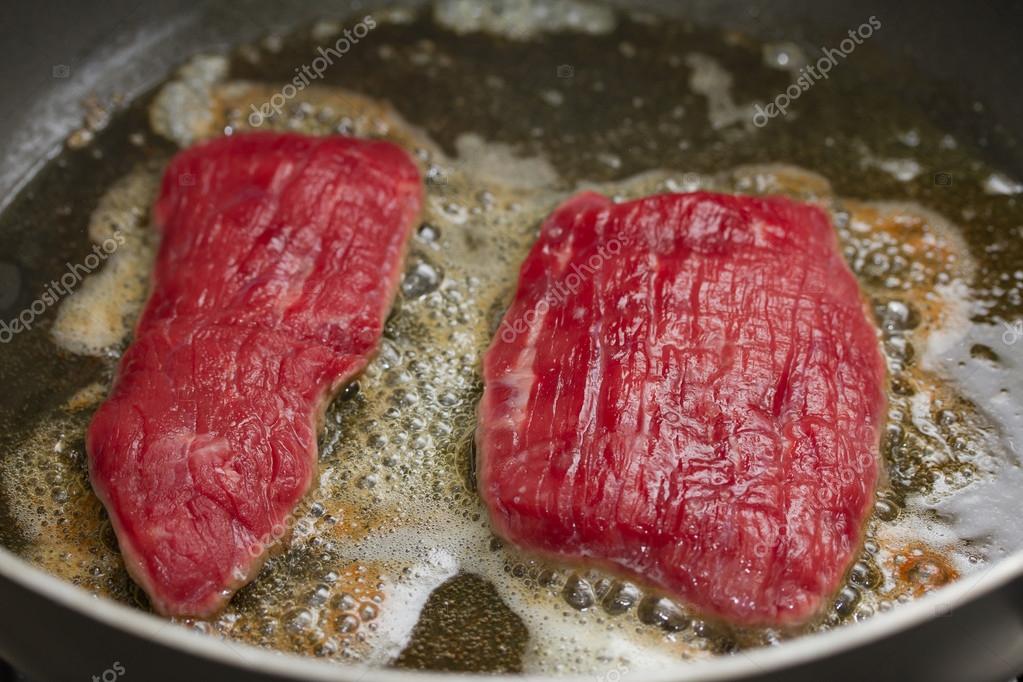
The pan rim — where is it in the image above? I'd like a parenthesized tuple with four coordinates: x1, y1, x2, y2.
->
(1, 543, 1021, 680)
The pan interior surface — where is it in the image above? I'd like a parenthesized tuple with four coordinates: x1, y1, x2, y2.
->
(1, 0, 1022, 677)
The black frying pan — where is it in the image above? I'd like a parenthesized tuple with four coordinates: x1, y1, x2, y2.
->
(1, 1, 1022, 680)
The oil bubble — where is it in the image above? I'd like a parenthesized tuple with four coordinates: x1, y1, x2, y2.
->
(562, 574, 596, 610)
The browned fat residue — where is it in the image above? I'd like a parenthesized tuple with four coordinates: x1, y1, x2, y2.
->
(842, 200, 970, 323)
(319, 498, 395, 543)
(888, 544, 959, 599)
(64, 382, 107, 412)
(187, 561, 388, 660)
(729, 164, 834, 200)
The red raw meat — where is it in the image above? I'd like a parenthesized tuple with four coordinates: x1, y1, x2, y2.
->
(478, 191, 885, 626)
(87, 132, 421, 616)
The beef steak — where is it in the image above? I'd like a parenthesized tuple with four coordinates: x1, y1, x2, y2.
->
(478, 191, 885, 626)
(88, 132, 421, 616)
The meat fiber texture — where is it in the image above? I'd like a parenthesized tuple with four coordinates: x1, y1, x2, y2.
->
(478, 191, 886, 626)
(87, 132, 422, 616)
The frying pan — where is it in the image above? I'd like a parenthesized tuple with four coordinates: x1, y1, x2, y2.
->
(2, 1, 1023, 680)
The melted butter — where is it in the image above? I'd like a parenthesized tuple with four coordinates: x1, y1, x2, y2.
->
(50, 170, 159, 356)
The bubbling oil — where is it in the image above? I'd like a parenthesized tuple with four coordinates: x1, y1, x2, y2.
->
(3, 4, 1023, 677)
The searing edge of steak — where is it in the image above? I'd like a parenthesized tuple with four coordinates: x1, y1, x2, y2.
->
(477, 190, 886, 627)
(87, 132, 422, 616)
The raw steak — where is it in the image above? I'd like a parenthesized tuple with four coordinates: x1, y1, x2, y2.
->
(478, 191, 885, 626)
(87, 132, 421, 617)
